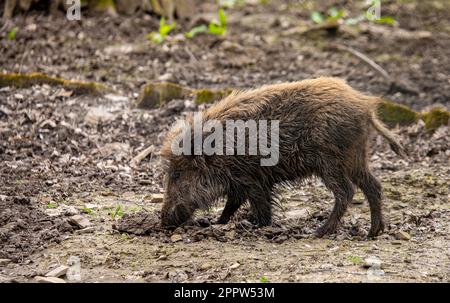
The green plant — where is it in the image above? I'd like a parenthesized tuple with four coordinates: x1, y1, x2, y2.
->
(111, 205, 124, 219)
(374, 16, 396, 25)
(8, 27, 18, 40)
(311, 7, 345, 24)
(348, 255, 363, 265)
(209, 8, 227, 35)
(146, 17, 176, 44)
(82, 207, 96, 216)
(185, 25, 208, 38)
(260, 276, 269, 283)
(311, 5, 396, 26)
(46, 202, 58, 209)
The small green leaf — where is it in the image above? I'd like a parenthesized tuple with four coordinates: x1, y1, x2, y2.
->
(311, 11, 324, 24)
(348, 255, 363, 265)
(219, 8, 227, 27)
(46, 202, 58, 209)
(209, 23, 226, 35)
(375, 16, 396, 25)
(82, 207, 96, 216)
(260, 276, 269, 283)
(8, 27, 18, 40)
(327, 8, 345, 22)
(345, 15, 365, 25)
(111, 205, 124, 219)
(185, 25, 208, 38)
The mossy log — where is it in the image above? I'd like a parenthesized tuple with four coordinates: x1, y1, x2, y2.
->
(377, 100, 419, 127)
(136, 82, 233, 109)
(0, 72, 107, 95)
(421, 108, 450, 131)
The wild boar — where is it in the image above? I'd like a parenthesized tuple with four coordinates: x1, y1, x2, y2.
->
(159, 77, 406, 238)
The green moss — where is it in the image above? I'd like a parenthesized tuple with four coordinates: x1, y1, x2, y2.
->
(421, 108, 450, 131)
(378, 100, 419, 127)
(0, 72, 107, 95)
(92, 0, 115, 9)
(136, 82, 191, 109)
(193, 88, 233, 104)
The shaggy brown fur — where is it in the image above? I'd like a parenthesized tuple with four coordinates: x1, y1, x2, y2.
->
(159, 77, 406, 238)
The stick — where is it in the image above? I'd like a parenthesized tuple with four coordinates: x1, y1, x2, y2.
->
(330, 43, 419, 95)
(130, 145, 156, 167)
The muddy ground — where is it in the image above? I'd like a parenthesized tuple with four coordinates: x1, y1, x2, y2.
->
(0, 1, 449, 282)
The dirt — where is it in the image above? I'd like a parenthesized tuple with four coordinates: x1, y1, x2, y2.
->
(0, 1, 449, 282)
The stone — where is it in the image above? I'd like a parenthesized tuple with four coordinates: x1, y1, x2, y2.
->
(136, 82, 191, 109)
(170, 234, 183, 243)
(363, 256, 382, 269)
(104, 94, 129, 103)
(84, 107, 116, 125)
(68, 215, 92, 229)
(149, 193, 164, 203)
(395, 231, 412, 241)
(200, 262, 213, 270)
(34, 276, 67, 283)
(285, 208, 310, 220)
(229, 263, 241, 269)
(45, 265, 69, 278)
(75, 227, 95, 234)
(0, 259, 12, 266)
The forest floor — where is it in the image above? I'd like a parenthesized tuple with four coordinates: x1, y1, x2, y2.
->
(0, 1, 449, 282)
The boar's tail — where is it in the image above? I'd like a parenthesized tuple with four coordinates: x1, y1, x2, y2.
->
(369, 109, 407, 158)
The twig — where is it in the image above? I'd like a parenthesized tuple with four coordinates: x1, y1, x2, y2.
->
(330, 44, 419, 95)
(331, 44, 392, 83)
(130, 145, 156, 167)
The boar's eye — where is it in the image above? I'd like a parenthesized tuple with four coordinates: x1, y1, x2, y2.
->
(171, 171, 181, 180)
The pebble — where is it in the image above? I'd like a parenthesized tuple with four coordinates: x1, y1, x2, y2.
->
(84, 107, 116, 125)
(149, 193, 164, 203)
(75, 226, 95, 234)
(170, 234, 183, 243)
(200, 262, 213, 270)
(363, 256, 382, 269)
(34, 276, 67, 283)
(229, 263, 241, 269)
(395, 231, 412, 241)
(0, 259, 12, 266)
(45, 265, 69, 278)
(68, 215, 92, 229)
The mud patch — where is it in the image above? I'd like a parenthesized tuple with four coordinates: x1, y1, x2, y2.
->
(0, 196, 74, 262)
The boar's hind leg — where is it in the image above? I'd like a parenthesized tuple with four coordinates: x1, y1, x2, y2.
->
(352, 169, 385, 238)
(316, 172, 354, 237)
(248, 189, 273, 227)
(217, 190, 246, 224)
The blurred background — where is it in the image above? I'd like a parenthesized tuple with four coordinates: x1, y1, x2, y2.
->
(1, 0, 450, 109)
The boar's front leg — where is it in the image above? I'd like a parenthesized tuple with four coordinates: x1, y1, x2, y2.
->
(316, 171, 354, 237)
(217, 188, 246, 224)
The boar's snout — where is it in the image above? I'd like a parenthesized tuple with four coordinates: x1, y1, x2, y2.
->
(160, 198, 192, 228)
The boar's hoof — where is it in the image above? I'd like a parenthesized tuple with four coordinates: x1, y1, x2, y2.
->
(315, 221, 338, 238)
(368, 220, 385, 239)
(216, 217, 230, 225)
